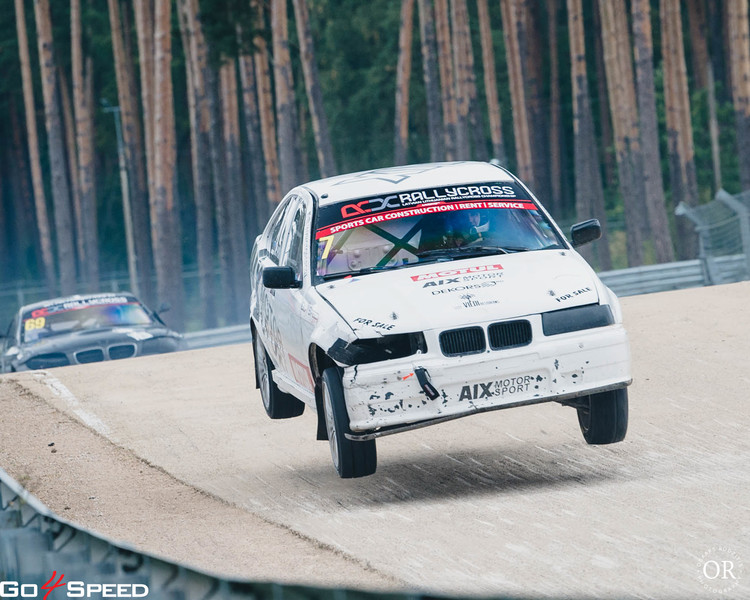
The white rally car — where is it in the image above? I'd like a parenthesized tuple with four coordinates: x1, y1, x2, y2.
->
(250, 161, 631, 478)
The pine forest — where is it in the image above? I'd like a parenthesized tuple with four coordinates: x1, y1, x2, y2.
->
(0, 0, 749, 330)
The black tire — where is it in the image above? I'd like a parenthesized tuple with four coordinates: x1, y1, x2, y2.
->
(253, 334, 305, 419)
(577, 388, 628, 444)
(321, 367, 377, 478)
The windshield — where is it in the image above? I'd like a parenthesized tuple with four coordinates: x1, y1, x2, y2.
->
(21, 297, 153, 343)
(314, 182, 563, 279)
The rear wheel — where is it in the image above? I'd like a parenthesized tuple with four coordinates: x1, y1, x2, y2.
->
(577, 388, 628, 444)
(321, 367, 377, 478)
(253, 334, 305, 419)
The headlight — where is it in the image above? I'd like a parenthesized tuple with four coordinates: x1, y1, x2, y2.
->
(542, 304, 614, 336)
(141, 336, 182, 355)
(328, 332, 427, 365)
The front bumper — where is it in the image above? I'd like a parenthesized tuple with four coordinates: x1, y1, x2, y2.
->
(341, 322, 630, 435)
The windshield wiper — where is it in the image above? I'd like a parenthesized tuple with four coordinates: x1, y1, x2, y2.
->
(320, 262, 412, 281)
(417, 245, 527, 261)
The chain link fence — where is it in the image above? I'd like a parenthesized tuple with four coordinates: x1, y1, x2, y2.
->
(675, 189, 750, 285)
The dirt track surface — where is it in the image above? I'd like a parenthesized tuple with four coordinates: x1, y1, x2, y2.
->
(1, 282, 749, 598)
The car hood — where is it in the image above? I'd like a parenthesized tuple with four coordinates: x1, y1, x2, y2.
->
(316, 250, 602, 336)
(18, 325, 180, 356)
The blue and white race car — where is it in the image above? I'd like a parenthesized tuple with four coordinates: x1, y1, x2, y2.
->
(250, 161, 631, 478)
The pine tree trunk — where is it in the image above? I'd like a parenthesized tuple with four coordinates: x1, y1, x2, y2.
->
(460, 0, 485, 160)
(501, 0, 533, 183)
(109, 0, 153, 302)
(727, 0, 750, 190)
(8, 97, 41, 272)
(59, 67, 85, 278)
(34, 0, 77, 294)
(631, 0, 675, 263)
(708, 1, 729, 103)
(522, 2, 550, 200)
(599, 0, 646, 267)
(220, 60, 250, 323)
(568, 0, 611, 269)
(434, 0, 457, 160)
(416, 0, 443, 162)
(177, 0, 217, 328)
(292, 0, 337, 177)
(547, 0, 562, 217)
(15, 0, 55, 293)
(707, 62, 723, 192)
(686, 0, 710, 90)
(477, 0, 504, 164)
(134, 0, 156, 209)
(253, 0, 282, 207)
(394, 0, 415, 165)
(661, 0, 700, 259)
(272, 0, 300, 193)
(450, 0, 472, 160)
(238, 48, 270, 232)
(152, 0, 184, 328)
(206, 64, 234, 321)
(71, 0, 99, 286)
(592, 3, 616, 190)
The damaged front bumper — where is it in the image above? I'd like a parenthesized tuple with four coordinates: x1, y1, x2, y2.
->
(341, 323, 631, 439)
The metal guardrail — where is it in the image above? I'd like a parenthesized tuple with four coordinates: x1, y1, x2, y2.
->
(183, 325, 252, 349)
(597, 254, 747, 297)
(5, 467, 495, 600)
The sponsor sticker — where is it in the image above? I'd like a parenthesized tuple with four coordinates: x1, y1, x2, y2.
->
(315, 182, 536, 239)
(411, 264, 504, 282)
(458, 375, 545, 401)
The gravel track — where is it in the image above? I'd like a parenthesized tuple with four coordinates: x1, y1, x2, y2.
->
(1, 282, 749, 598)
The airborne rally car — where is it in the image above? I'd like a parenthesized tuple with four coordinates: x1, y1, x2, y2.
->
(250, 161, 631, 478)
(0, 292, 183, 372)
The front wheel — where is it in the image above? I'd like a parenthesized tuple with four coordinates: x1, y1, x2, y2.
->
(253, 334, 305, 419)
(576, 388, 628, 444)
(321, 368, 377, 478)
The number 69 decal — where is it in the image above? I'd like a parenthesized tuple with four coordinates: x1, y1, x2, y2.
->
(24, 317, 46, 331)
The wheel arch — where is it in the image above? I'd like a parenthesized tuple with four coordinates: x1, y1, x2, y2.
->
(309, 343, 339, 440)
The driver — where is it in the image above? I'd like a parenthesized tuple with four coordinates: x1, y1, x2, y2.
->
(454, 209, 490, 246)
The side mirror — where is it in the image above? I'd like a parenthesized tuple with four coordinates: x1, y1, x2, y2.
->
(571, 219, 602, 248)
(157, 302, 171, 314)
(263, 266, 301, 289)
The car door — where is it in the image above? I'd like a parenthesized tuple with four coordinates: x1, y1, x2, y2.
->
(269, 195, 317, 402)
(255, 196, 295, 373)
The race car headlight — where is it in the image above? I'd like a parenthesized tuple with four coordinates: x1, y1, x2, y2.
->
(328, 332, 427, 366)
(542, 303, 614, 336)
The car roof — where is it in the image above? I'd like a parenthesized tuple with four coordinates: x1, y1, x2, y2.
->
(20, 292, 139, 314)
(300, 161, 516, 206)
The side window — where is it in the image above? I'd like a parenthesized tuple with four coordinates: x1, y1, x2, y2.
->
(267, 198, 292, 264)
(6, 316, 18, 345)
(285, 203, 307, 275)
